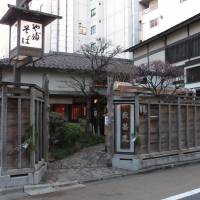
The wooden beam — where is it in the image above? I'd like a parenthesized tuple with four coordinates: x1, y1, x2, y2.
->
(135, 94, 140, 154)
(158, 104, 161, 152)
(147, 104, 150, 153)
(168, 104, 171, 151)
(17, 98, 22, 169)
(30, 87, 35, 167)
(177, 97, 181, 150)
(39, 102, 43, 160)
(194, 105, 197, 147)
(42, 75, 49, 161)
(186, 105, 189, 148)
(1, 86, 7, 172)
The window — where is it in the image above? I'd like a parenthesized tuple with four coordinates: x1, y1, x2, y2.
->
(79, 26, 87, 35)
(71, 105, 86, 121)
(91, 25, 96, 35)
(166, 33, 200, 64)
(91, 8, 96, 17)
(91, 42, 96, 50)
(150, 18, 158, 28)
(186, 67, 200, 84)
(52, 104, 86, 122)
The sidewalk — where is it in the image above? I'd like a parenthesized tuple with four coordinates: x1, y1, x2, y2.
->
(43, 144, 132, 183)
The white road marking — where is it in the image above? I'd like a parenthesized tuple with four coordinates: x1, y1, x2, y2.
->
(162, 188, 200, 200)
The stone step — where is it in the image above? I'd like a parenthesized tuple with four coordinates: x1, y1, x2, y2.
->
(24, 181, 85, 196)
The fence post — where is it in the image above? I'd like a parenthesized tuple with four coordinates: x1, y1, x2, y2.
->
(168, 104, 171, 151)
(135, 94, 140, 154)
(194, 105, 197, 147)
(17, 98, 22, 169)
(158, 104, 161, 152)
(42, 74, 49, 162)
(30, 86, 35, 168)
(147, 103, 150, 153)
(177, 96, 181, 150)
(1, 85, 7, 173)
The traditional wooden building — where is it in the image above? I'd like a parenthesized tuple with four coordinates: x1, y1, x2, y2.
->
(0, 52, 132, 134)
(125, 12, 200, 93)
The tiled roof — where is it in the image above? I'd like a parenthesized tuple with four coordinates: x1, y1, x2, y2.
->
(0, 52, 133, 72)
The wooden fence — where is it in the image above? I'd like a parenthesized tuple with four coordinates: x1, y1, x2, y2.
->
(113, 93, 200, 158)
(0, 81, 49, 176)
(136, 94, 200, 156)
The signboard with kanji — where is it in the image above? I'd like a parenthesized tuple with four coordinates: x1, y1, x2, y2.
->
(0, 4, 61, 61)
(120, 105, 131, 149)
(20, 20, 42, 49)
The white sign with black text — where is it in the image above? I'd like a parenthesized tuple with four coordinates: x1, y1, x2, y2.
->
(20, 20, 42, 49)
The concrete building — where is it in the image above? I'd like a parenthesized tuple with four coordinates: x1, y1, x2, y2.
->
(29, 0, 141, 59)
(139, 0, 200, 40)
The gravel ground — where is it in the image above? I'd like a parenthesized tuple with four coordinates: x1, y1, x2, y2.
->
(42, 144, 132, 183)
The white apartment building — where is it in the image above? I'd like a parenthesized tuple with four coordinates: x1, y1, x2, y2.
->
(140, 0, 200, 40)
(0, 0, 141, 59)
(29, 0, 141, 59)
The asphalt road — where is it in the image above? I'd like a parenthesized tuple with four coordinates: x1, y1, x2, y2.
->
(14, 163, 200, 200)
(182, 193, 200, 200)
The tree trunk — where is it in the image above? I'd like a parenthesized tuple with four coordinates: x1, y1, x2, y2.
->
(106, 76, 114, 156)
(86, 96, 93, 135)
(96, 98, 101, 136)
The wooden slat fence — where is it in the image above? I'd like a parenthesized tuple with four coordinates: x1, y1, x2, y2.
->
(0, 81, 48, 176)
(138, 95, 200, 156)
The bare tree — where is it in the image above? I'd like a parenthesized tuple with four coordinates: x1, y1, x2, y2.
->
(67, 38, 122, 135)
(132, 61, 184, 95)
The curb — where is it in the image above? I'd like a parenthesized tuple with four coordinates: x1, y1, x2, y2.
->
(0, 186, 24, 196)
(79, 159, 200, 184)
(24, 181, 85, 196)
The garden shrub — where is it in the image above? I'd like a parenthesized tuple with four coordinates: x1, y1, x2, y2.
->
(49, 113, 104, 160)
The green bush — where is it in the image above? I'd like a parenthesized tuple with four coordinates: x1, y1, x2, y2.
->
(49, 112, 66, 149)
(63, 123, 81, 147)
(49, 113, 104, 160)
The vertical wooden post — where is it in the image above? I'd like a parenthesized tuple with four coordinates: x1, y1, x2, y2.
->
(42, 74, 49, 161)
(177, 96, 181, 150)
(158, 104, 161, 152)
(106, 76, 114, 155)
(17, 98, 22, 169)
(30, 86, 35, 167)
(147, 103, 150, 153)
(0, 86, 7, 173)
(186, 105, 189, 148)
(168, 104, 171, 151)
(36, 100, 40, 163)
(194, 105, 197, 147)
(135, 94, 140, 154)
(39, 102, 43, 161)
(1, 85, 7, 171)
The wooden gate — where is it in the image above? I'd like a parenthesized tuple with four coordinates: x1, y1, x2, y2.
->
(0, 81, 49, 176)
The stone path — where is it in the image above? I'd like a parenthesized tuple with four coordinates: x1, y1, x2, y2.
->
(43, 144, 132, 183)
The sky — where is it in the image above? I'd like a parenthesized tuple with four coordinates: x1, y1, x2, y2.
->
(0, 0, 15, 58)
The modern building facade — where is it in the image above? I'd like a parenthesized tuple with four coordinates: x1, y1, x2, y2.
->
(29, 0, 141, 59)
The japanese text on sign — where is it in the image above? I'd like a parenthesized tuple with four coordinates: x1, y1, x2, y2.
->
(20, 20, 42, 48)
